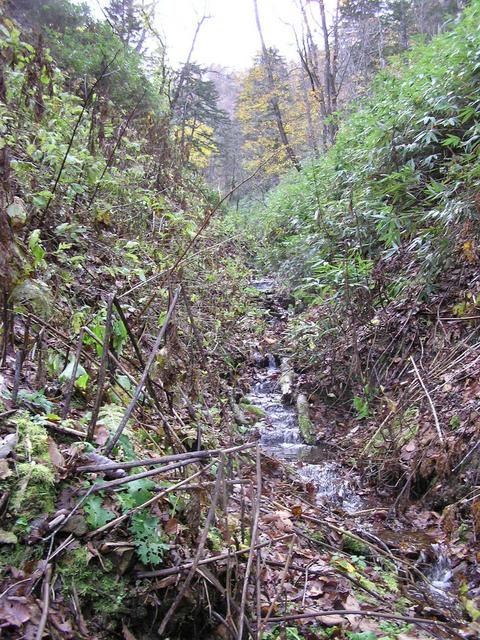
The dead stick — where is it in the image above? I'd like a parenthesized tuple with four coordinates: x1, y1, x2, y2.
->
(261, 534, 296, 631)
(62, 328, 85, 419)
(113, 296, 177, 447)
(88, 296, 114, 441)
(158, 456, 225, 636)
(181, 286, 207, 366)
(265, 610, 462, 637)
(410, 356, 444, 445)
(89, 458, 203, 493)
(89, 461, 214, 536)
(237, 445, 262, 639)
(35, 564, 52, 640)
(44, 421, 86, 438)
(104, 286, 181, 455)
(136, 534, 292, 579)
(11, 351, 23, 406)
(77, 442, 255, 473)
(35, 329, 45, 389)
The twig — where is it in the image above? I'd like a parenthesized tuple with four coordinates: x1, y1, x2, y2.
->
(136, 534, 291, 579)
(88, 296, 114, 441)
(62, 328, 85, 419)
(104, 286, 181, 455)
(44, 421, 86, 438)
(89, 457, 203, 493)
(35, 564, 52, 640)
(157, 456, 225, 636)
(237, 445, 262, 639)
(11, 351, 23, 406)
(410, 356, 444, 445)
(266, 610, 463, 637)
(89, 461, 214, 536)
(76, 441, 255, 473)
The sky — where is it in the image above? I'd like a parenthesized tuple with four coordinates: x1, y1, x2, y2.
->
(85, 0, 335, 70)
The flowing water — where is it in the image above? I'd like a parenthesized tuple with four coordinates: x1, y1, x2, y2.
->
(251, 277, 457, 608)
(248, 353, 362, 513)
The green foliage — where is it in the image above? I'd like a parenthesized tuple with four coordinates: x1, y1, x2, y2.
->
(129, 512, 170, 566)
(353, 395, 370, 420)
(236, 0, 480, 308)
(83, 494, 116, 529)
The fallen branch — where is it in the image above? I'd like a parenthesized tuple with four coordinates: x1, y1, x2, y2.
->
(89, 457, 203, 493)
(136, 534, 292, 579)
(410, 356, 444, 445)
(104, 287, 181, 455)
(35, 564, 52, 640)
(76, 441, 256, 473)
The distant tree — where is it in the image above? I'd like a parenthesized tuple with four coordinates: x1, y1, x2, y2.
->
(236, 51, 299, 190)
(171, 64, 227, 169)
(105, 0, 153, 52)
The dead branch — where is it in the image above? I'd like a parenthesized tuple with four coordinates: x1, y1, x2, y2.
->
(104, 286, 182, 455)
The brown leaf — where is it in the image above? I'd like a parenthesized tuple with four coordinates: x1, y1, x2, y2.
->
(0, 598, 33, 627)
(94, 424, 110, 446)
(164, 517, 179, 536)
(123, 624, 139, 640)
(0, 458, 12, 479)
(48, 437, 65, 469)
(291, 505, 302, 517)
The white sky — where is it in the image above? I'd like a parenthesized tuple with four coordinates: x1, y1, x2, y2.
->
(84, 0, 336, 69)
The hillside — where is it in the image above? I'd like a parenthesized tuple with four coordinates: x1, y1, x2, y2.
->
(0, 1, 480, 639)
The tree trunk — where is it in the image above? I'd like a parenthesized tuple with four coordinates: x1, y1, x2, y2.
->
(253, 0, 301, 172)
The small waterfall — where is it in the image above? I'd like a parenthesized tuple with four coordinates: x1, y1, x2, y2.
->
(266, 353, 277, 370)
(426, 544, 453, 596)
(248, 357, 361, 512)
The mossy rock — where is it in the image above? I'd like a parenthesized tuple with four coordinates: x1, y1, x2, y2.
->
(342, 533, 370, 556)
(8, 413, 57, 518)
(239, 401, 267, 420)
(297, 394, 315, 445)
(12, 461, 55, 515)
(14, 413, 50, 461)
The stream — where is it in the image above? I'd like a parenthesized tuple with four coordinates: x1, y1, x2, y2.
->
(248, 354, 362, 514)
(250, 278, 458, 616)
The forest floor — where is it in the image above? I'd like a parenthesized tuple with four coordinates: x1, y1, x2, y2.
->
(0, 270, 479, 640)
(224, 279, 478, 640)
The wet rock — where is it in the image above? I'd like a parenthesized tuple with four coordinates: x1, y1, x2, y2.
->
(297, 394, 315, 444)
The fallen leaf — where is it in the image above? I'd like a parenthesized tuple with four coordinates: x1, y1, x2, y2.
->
(0, 459, 12, 479)
(0, 598, 32, 626)
(0, 433, 17, 459)
(48, 437, 65, 469)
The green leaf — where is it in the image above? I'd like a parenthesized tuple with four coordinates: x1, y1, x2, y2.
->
(83, 495, 116, 529)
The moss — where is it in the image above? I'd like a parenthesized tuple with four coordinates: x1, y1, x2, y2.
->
(0, 542, 44, 570)
(297, 394, 315, 444)
(238, 401, 266, 419)
(12, 461, 56, 515)
(58, 548, 128, 624)
(342, 534, 370, 556)
(14, 413, 50, 461)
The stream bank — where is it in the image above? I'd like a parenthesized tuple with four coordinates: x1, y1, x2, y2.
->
(234, 277, 476, 639)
